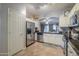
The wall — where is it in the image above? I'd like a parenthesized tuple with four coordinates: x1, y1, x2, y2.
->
(43, 34, 64, 48)
(0, 4, 1, 53)
(26, 18, 41, 31)
(35, 21, 41, 31)
(0, 4, 27, 56)
(0, 4, 2, 55)
(0, 4, 8, 56)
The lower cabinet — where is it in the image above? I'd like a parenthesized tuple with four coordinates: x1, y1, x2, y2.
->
(68, 42, 77, 56)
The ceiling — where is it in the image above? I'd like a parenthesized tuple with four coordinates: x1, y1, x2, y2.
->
(5, 3, 75, 20)
(26, 3, 75, 20)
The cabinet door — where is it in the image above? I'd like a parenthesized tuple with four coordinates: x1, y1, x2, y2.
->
(68, 43, 77, 56)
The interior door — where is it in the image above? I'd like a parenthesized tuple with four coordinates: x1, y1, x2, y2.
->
(8, 8, 26, 55)
(26, 22, 35, 47)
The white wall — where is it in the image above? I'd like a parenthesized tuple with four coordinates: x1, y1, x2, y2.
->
(0, 4, 8, 56)
(26, 18, 41, 31)
(0, 4, 1, 52)
(35, 21, 41, 31)
(0, 4, 27, 56)
(43, 34, 64, 48)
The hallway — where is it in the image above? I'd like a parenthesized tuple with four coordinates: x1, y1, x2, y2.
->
(15, 42, 64, 56)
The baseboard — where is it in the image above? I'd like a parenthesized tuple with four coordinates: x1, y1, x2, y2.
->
(23, 47, 26, 49)
(12, 50, 23, 56)
(0, 53, 8, 56)
(8, 47, 26, 56)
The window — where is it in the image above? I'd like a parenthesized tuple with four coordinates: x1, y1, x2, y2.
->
(40, 17, 60, 33)
(44, 25, 49, 32)
(43, 24, 59, 33)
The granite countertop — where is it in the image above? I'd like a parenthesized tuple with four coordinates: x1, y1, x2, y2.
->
(44, 32, 62, 34)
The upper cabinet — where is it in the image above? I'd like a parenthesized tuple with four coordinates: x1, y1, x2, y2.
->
(69, 4, 79, 27)
(69, 4, 79, 17)
(59, 4, 79, 27)
(59, 15, 70, 27)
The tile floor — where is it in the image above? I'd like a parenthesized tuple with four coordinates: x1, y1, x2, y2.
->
(15, 42, 64, 56)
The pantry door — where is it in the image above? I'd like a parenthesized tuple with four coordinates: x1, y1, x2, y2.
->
(8, 8, 26, 55)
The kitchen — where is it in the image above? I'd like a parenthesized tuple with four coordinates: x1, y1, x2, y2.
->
(0, 3, 79, 56)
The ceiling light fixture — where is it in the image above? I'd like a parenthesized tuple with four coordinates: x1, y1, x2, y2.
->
(21, 8, 26, 16)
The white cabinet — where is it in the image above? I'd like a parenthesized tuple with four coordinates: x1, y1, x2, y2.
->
(59, 15, 70, 27)
(59, 4, 79, 28)
(69, 4, 79, 26)
(68, 42, 77, 56)
(43, 34, 64, 48)
(69, 4, 79, 17)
